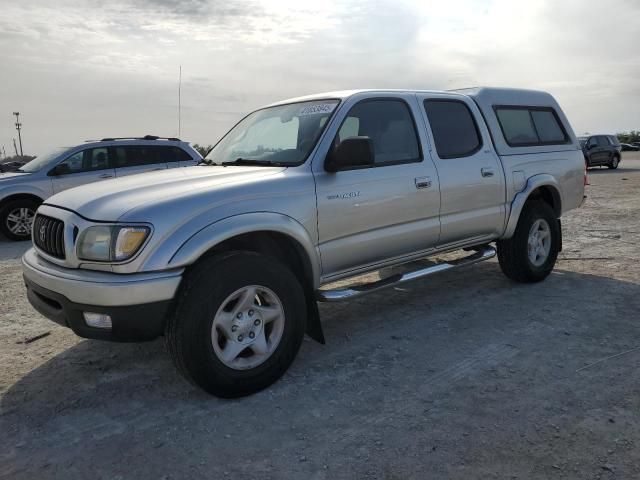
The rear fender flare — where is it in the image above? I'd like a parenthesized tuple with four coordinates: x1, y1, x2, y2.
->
(501, 174, 562, 239)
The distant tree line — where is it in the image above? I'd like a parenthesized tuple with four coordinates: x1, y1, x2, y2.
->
(192, 144, 214, 158)
(1, 154, 35, 164)
(616, 131, 640, 143)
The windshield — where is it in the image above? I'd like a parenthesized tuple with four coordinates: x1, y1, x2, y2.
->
(205, 100, 340, 166)
(18, 147, 71, 173)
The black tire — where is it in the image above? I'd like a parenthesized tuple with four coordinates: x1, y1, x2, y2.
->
(608, 155, 620, 169)
(166, 251, 307, 398)
(0, 199, 39, 241)
(497, 200, 560, 283)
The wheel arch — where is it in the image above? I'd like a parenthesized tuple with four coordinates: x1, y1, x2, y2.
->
(198, 230, 316, 292)
(502, 175, 562, 239)
(162, 212, 325, 343)
(0, 193, 44, 210)
(165, 212, 321, 287)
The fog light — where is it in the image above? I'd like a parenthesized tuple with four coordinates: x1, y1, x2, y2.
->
(83, 312, 112, 329)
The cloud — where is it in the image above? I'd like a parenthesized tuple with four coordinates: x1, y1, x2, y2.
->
(134, 0, 244, 17)
(0, 0, 639, 154)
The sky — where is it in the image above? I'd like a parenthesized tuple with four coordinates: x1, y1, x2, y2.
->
(1, 0, 639, 156)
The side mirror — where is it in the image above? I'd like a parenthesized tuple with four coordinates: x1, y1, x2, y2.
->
(49, 163, 71, 176)
(325, 136, 374, 172)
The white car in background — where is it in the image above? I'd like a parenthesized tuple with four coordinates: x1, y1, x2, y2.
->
(0, 136, 201, 240)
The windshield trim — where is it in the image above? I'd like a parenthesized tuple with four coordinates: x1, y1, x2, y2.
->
(204, 97, 342, 167)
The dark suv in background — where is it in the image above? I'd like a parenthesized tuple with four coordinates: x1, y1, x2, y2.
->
(579, 135, 622, 169)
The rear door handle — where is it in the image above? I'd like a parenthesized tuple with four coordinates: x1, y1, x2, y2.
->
(481, 168, 495, 178)
(415, 176, 432, 189)
(99, 173, 113, 179)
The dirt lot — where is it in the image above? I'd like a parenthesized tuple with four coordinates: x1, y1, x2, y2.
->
(1, 154, 640, 479)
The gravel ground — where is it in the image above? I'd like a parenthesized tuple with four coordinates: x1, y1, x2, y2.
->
(1, 154, 640, 479)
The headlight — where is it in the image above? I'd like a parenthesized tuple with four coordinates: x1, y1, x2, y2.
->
(77, 225, 150, 262)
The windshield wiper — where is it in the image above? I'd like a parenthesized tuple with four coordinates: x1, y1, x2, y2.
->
(221, 158, 286, 167)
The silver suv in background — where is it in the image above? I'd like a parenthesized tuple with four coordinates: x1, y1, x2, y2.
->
(0, 136, 201, 240)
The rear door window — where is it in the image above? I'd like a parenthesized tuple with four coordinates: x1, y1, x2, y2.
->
(114, 146, 161, 167)
(424, 100, 482, 158)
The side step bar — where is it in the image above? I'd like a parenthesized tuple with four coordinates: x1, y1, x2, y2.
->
(316, 246, 496, 303)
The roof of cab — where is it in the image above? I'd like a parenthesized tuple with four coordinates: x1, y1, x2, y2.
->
(265, 87, 579, 156)
(266, 89, 467, 107)
(267, 87, 558, 107)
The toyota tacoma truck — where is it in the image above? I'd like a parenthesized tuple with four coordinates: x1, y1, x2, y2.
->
(22, 88, 585, 397)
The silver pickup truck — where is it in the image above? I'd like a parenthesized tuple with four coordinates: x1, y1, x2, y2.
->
(22, 88, 585, 397)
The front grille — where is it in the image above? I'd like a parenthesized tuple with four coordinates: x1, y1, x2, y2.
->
(33, 214, 66, 259)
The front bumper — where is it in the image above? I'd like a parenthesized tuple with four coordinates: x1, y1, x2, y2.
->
(22, 248, 183, 341)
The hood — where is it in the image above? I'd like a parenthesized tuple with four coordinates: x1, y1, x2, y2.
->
(0, 171, 31, 182)
(44, 165, 286, 221)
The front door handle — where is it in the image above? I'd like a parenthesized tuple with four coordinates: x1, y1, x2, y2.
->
(481, 167, 495, 178)
(415, 176, 432, 189)
(99, 173, 114, 179)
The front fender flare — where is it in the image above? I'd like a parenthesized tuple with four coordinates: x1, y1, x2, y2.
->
(501, 174, 562, 239)
(167, 212, 321, 288)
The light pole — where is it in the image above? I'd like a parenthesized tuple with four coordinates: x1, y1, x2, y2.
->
(13, 138, 19, 157)
(13, 112, 23, 157)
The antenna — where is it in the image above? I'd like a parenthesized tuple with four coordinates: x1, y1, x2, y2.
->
(178, 65, 182, 138)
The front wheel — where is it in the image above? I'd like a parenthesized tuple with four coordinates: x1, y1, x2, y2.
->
(497, 201, 560, 283)
(166, 251, 307, 397)
(0, 199, 39, 241)
(608, 156, 619, 169)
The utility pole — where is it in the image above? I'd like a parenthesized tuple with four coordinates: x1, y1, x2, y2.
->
(1, 145, 5, 160)
(13, 138, 19, 157)
(13, 112, 23, 157)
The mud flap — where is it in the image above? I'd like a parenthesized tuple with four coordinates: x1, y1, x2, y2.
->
(558, 219, 562, 252)
(305, 291, 325, 344)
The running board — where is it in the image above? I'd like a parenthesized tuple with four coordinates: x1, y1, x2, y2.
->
(316, 246, 496, 302)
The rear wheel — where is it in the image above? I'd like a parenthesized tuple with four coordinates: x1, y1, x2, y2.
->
(608, 155, 619, 169)
(497, 200, 560, 283)
(166, 251, 307, 397)
(0, 199, 39, 241)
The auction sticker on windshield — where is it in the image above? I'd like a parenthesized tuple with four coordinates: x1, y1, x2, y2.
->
(299, 103, 337, 116)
